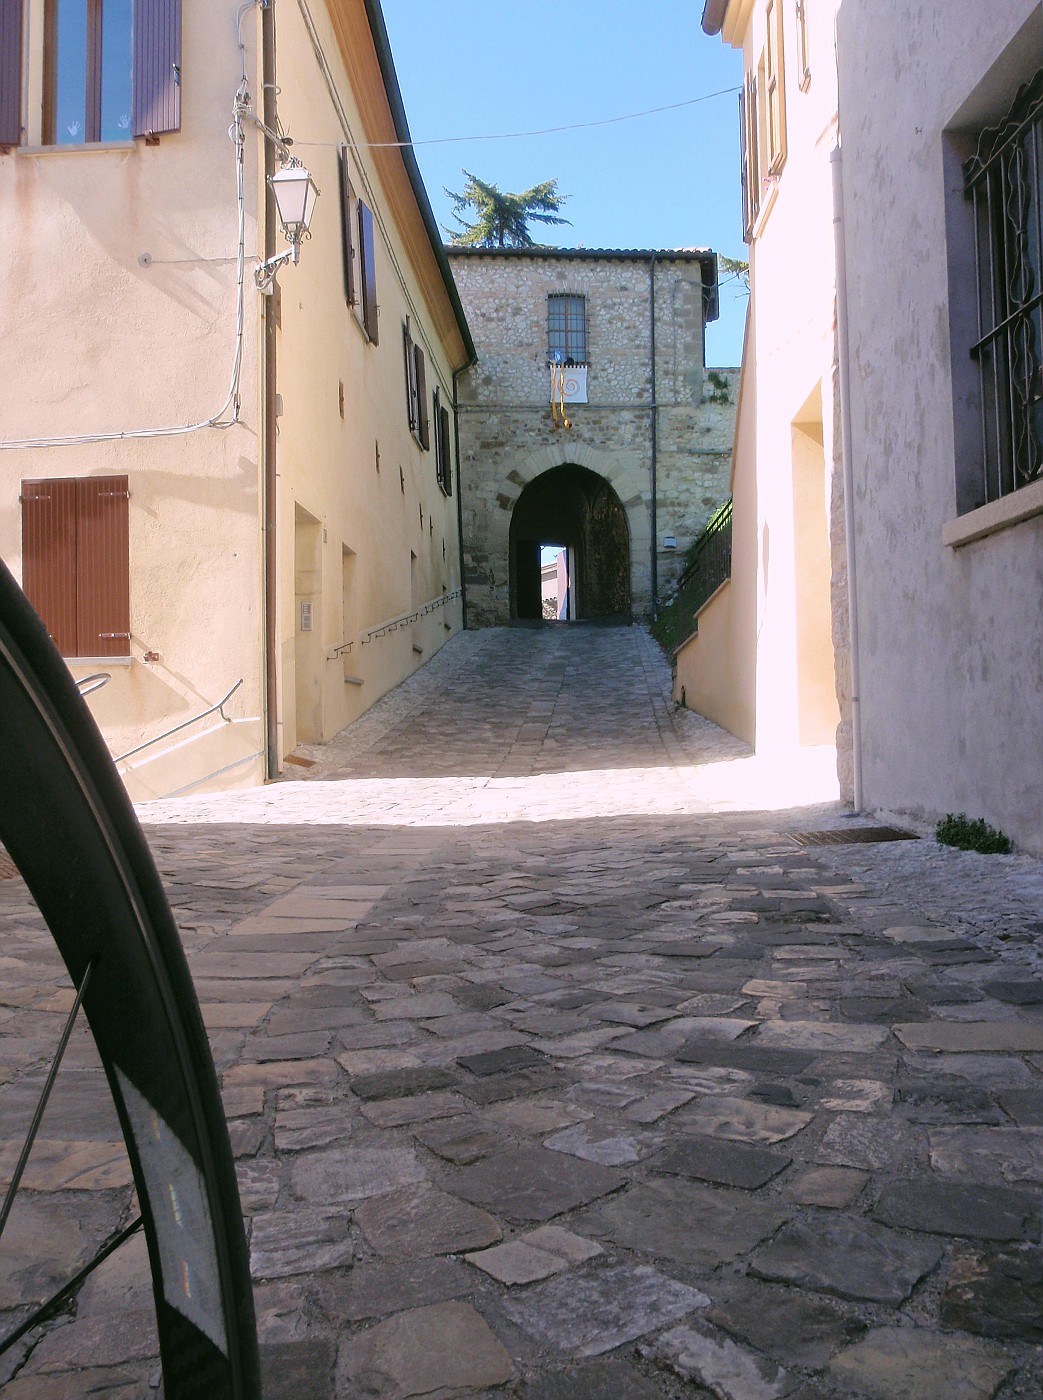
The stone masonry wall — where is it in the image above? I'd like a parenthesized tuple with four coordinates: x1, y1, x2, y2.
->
(449, 252, 737, 626)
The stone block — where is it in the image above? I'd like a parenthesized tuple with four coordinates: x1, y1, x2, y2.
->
(337, 1301, 512, 1397)
(826, 1326, 1013, 1399)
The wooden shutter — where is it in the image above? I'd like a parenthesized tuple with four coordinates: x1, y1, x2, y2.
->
(76, 477, 130, 656)
(21, 476, 130, 657)
(0, 0, 22, 148)
(21, 479, 78, 656)
(403, 322, 416, 430)
(358, 200, 378, 343)
(340, 147, 356, 305)
(414, 346, 430, 450)
(439, 406, 452, 496)
(133, 0, 181, 138)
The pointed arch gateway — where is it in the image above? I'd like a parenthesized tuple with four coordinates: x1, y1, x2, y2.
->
(510, 465, 632, 622)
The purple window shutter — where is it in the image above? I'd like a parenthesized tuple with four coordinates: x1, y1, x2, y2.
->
(340, 148, 356, 305)
(133, 0, 181, 138)
(358, 201, 379, 344)
(0, 0, 24, 148)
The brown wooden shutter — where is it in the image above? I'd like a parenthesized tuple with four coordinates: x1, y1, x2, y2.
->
(358, 200, 378, 343)
(21, 479, 78, 655)
(133, 0, 181, 138)
(414, 346, 430, 450)
(0, 0, 23, 148)
(76, 477, 130, 657)
(439, 406, 452, 496)
(340, 147, 356, 305)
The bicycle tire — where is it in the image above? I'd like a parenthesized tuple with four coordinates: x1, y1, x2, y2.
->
(0, 558, 260, 1400)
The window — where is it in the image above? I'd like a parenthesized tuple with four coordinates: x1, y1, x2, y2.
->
(21, 475, 130, 657)
(433, 388, 452, 496)
(339, 149, 378, 341)
(548, 294, 586, 363)
(963, 70, 1043, 505)
(764, 0, 787, 173)
(0, 0, 180, 148)
(340, 147, 357, 306)
(739, 72, 761, 240)
(357, 198, 378, 343)
(402, 320, 430, 448)
(795, 0, 811, 91)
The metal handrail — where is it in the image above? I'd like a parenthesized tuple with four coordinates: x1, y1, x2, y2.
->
(360, 588, 462, 644)
(675, 499, 733, 647)
(75, 673, 111, 697)
(114, 679, 243, 764)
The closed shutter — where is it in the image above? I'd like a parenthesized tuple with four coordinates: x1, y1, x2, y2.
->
(358, 200, 378, 343)
(414, 346, 429, 450)
(76, 477, 130, 656)
(20, 476, 130, 657)
(340, 147, 356, 305)
(22, 479, 78, 656)
(439, 406, 452, 496)
(133, 0, 181, 138)
(0, 0, 23, 148)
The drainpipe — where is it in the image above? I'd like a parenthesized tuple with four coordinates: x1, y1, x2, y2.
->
(648, 255, 659, 621)
(261, 0, 280, 779)
(452, 367, 468, 628)
(831, 144, 863, 812)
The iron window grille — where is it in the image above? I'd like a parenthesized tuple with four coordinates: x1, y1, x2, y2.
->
(964, 69, 1043, 504)
(548, 294, 587, 364)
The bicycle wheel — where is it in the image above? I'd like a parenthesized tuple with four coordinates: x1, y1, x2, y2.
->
(0, 558, 260, 1400)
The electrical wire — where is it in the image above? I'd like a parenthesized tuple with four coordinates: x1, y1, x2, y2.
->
(292, 86, 742, 151)
(0, 6, 257, 453)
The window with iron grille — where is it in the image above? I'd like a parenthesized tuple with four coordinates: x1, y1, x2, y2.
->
(21, 476, 131, 657)
(963, 69, 1043, 505)
(548, 294, 587, 363)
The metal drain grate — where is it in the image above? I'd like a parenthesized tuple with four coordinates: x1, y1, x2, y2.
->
(789, 826, 919, 847)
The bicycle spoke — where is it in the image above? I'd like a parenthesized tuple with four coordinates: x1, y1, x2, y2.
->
(0, 959, 94, 1241)
(0, 1216, 143, 1359)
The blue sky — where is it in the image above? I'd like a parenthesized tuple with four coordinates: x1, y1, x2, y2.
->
(381, 1, 748, 367)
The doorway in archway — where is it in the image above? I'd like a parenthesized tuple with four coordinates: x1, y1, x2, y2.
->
(510, 465, 631, 622)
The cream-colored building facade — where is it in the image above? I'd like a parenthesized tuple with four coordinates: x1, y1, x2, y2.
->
(679, 0, 847, 786)
(835, 0, 1042, 853)
(0, 0, 472, 800)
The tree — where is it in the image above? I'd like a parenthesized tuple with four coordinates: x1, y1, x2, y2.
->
(445, 172, 570, 249)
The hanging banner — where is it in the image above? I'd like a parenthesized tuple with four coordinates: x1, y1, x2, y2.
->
(548, 365, 588, 404)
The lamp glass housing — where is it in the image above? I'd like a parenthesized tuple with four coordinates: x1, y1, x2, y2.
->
(270, 162, 318, 240)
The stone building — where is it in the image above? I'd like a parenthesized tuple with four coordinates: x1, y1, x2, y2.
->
(447, 248, 737, 626)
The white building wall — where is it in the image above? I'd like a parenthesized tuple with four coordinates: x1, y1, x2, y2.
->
(837, 0, 1043, 852)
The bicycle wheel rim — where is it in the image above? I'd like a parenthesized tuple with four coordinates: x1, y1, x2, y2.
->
(0, 559, 260, 1400)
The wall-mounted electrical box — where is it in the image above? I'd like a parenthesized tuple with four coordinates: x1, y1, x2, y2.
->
(300, 601, 313, 631)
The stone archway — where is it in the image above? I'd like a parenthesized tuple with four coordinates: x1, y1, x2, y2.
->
(509, 465, 632, 622)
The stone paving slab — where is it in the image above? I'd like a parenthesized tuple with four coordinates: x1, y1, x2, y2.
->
(3, 625, 1043, 1396)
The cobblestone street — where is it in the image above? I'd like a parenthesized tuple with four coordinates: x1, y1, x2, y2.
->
(3, 625, 1043, 1398)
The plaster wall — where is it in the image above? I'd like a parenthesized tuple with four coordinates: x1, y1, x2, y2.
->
(0, 2, 266, 799)
(449, 252, 735, 625)
(269, 0, 464, 755)
(837, 0, 1043, 852)
(683, 0, 843, 777)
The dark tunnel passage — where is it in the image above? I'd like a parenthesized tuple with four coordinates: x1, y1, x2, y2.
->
(510, 465, 632, 622)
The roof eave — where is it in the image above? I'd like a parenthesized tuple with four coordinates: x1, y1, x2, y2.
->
(362, 0, 476, 366)
(701, 0, 730, 36)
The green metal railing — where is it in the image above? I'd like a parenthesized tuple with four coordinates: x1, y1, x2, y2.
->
(675, 499, 733, 646)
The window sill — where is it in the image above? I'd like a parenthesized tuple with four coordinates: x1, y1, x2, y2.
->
(942, 477, 1043, 548)
(18, 140, 136, 157)
(65, 656, 133, 666)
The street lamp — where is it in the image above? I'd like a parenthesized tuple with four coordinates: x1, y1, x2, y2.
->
(256, 157, 319, 291)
